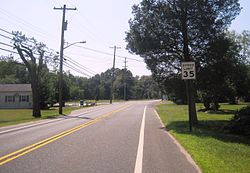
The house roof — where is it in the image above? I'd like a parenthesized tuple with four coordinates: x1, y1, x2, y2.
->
(0, 84, 32, 92)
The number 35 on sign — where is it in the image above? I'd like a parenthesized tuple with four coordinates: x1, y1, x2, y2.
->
(181, 62, 196, 80)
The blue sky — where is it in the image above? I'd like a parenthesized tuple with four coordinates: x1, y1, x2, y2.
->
(0, 0, 249, 77)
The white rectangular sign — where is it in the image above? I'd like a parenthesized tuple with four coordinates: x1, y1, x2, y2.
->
(181, 62, 196, 80)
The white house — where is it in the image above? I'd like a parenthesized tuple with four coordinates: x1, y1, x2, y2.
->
(0, 84, 32, 109)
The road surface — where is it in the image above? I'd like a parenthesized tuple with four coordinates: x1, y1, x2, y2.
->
(0, 100, 200, 173)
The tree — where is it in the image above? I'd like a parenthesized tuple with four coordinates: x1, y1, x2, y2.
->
(198, 35, 238, 110)
(134, 75, 161, 99)
(0, 55, 30, 84)
(12, 31, 56, 117)
(113, 69, 135, 100)
(126, 0, 241, 124)
(227, 30, 250, 60)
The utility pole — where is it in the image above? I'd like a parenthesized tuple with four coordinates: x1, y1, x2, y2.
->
(109, 46, 121, 104)
(54, 5, 76, 114)
(123, 57, 128, 101)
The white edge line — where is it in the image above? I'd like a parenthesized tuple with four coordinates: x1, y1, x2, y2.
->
(134, 106, 147, 173)
(153, 109, 202, 173)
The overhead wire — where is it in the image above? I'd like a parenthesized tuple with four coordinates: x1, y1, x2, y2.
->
(0, 42, 13, 48)
(0, 47, 18, 55)
(0, 17, 145, 75)
(64, 55, 97, 75)
(0, 33, 12, 40)
(64, 62, 92, 77)
(66, 1, 112, 47)
(0, 7, 56, 41)
(0, 27, 59, 59)
(73, 44, 144, 62)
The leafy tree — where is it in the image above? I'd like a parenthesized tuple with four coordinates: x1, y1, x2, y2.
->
(113, 69, 135, 100)
(225, 106, 250, 136)
(99, 69, 113, 100)
(197, 35, 250, 110)
(0, 56, 30, 84)
(134, 75, 160, 99)
(46, 71, 59, 107)
(160, 74, 186, 104)
(126, 0, 241, 124)
(12, 31, 57, 117)
(123, 69, 136, 100)
(227, 30, 250, 60)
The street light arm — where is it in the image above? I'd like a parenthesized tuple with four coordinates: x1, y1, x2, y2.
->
(64, 41, 86, 49)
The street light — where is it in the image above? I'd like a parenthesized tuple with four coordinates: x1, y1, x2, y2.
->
(64, 41, 86, 50)
(58, 41, 86, 114)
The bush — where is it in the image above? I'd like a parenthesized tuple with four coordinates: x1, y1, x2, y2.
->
(225, 106, 250, 136)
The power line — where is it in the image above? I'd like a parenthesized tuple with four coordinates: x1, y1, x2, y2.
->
(0, 28, 13, 35)
(1, 26, 144, 63)
(64, 62, 91, 77)
(64, 57, 96, 76)
(65, 55, 97, 73)
(0, 47, 18, 54)
(64, 55, 97, 75)
(0, 7, 56, 41)
(0, 42, 13, 48)
(73, 45, 144, 62)
(74, 45, 113, 56)
(0, 33, 12, 40)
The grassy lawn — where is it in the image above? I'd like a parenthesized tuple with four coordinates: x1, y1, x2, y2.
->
(156, 102, 250, 173)
(0, 107, 80, 127)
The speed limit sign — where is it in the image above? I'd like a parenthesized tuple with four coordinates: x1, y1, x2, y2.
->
(181, 62, 196, 80)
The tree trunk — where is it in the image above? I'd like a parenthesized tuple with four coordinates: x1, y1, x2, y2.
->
(14, 43, 42, 118)
(31, 68, 41, 118)
(181, 0, 198, 127)
(203, 100, 211, 111)
(186, 80, 198, 125)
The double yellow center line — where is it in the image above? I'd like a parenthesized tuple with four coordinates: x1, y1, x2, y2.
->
(0, 104, 130, 166)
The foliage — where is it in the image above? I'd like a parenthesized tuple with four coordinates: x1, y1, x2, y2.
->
(0, 56, 161, 106)
(197, 34, 250, 110)
(227, 30, 250, 60)
(133, 75, 160, 99)
(126, 0, 241, 78)
(126, 0, 241, 123)
(225, 106, 250, 136)
(0, 55, 30, 84)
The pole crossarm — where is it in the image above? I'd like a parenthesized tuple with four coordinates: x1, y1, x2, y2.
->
(53, 7, 77, 11)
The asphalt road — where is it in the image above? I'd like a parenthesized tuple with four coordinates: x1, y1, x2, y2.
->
(0, 100, 200, 173)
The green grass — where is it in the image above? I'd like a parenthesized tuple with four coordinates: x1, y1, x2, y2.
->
(0, 107, 80, 127)
(156, 102, 250, 173)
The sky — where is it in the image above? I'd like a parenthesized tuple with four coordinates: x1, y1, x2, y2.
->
(0, 0, 250, 78)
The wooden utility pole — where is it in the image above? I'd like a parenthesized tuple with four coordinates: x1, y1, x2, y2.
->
(123, 57, 128, 101)
(109, 46, 121, 104)
(54, 5, 76, 114)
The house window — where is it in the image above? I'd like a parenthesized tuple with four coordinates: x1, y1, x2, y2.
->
(19, 95, 29, 102)
(5, 96, 15, 102)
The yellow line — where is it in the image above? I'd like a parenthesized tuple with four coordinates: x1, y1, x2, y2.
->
(0, 104, 130, 166)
